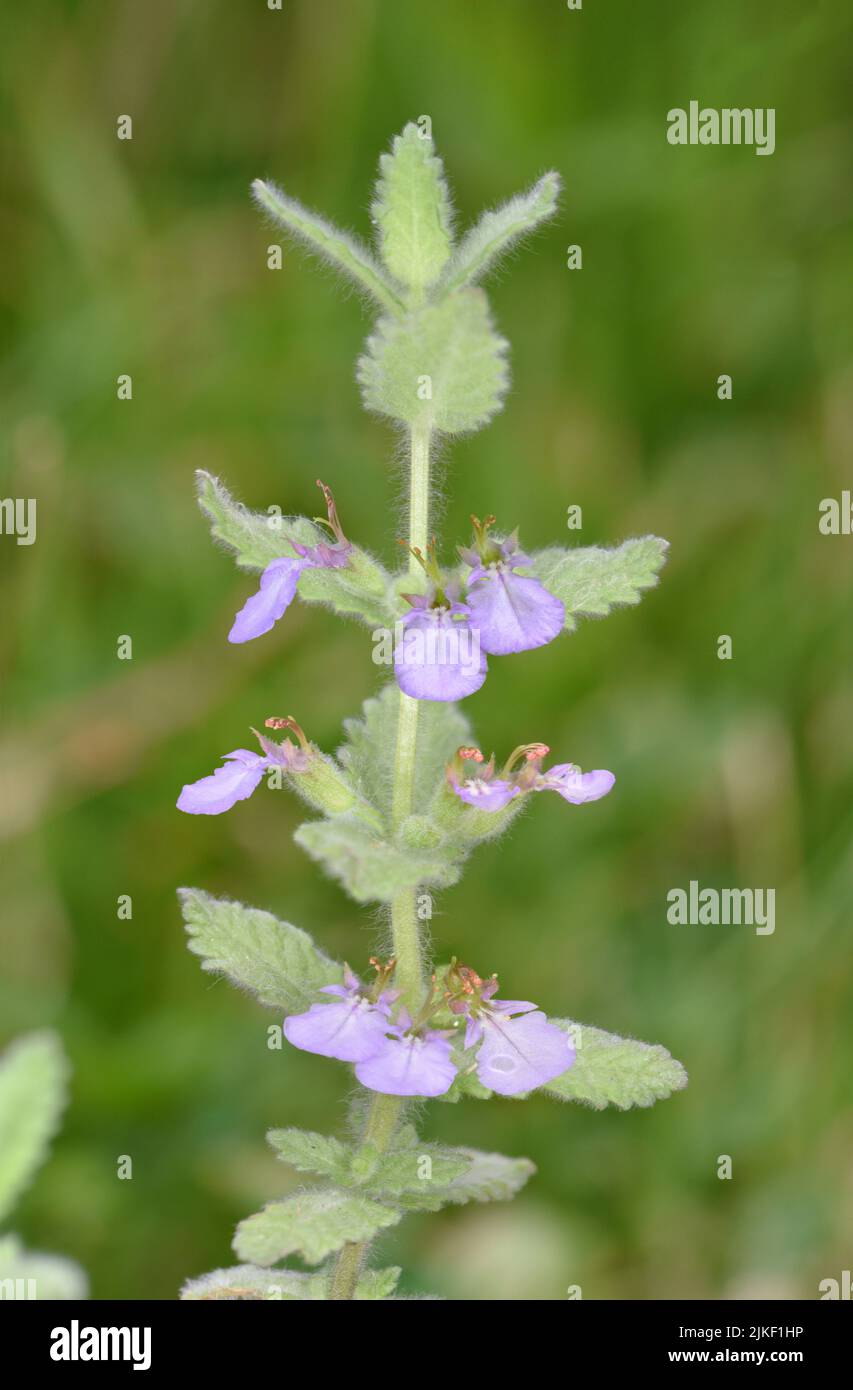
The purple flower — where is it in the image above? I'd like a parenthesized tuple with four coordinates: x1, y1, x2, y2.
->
(467, 1005, 575, 1096)
(177, 719, 312, 816)
(535, 764, 615, 804)
(354, 1013, 457, 1098)
(394, 592, 486, 702)
(446, 743, 614, 814)
(447, 967, 574, 1096)
(284, 970, 394, 1063)
(176, 749, 269, 815)
(228, 480, 351, 644)
(463, 533, 564, 656)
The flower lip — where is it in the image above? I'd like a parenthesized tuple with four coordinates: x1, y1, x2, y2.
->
(227, 480, 351, 644)
(176, 748, 269, 815)
(442, 961, 575, 1096)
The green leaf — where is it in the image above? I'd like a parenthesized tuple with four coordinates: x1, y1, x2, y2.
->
(0, 1234, 88, 1300)
(233, 1191, 400, 1266)
(371, 122, 453, 294)
(180, 1263, 327, 1301)
(0, 1032, 69, 1225)
(392, 1147, 535, 1212)
(294, 815, 461, 904)
(354, 1266, 402, 1300)
(178, 888, 343, 1013)
(196, 470, 322, 571)
(529, 536, 669, 632)
(439, 171, 561, 293)
(544, 1020, 688, 1110)
(360, 1143, 471, 1197)
(338, 684, 472, 827)
(295, 552, 394, 629)
(196, 471, 394, 627)
(357, 289, 509, 435)
(252, 178, 405, 315)
(267, 1128, 351, 1183)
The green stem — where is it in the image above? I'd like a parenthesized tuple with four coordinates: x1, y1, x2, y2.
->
(328, 425, 432, 1301)
(327, 1093, 402, 1300)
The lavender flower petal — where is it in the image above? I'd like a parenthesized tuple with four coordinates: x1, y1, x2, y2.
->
(284, 996, 392, 1063)
(450, 777, 520, 812)
(355, 1030, 457, 1097)
(228, 558, 302, 644)
(466, 570, 564, 656)
(540, 765, 615, 804)
(394, 610, 487, 702)
(176, 750, 268, 815)
(474, 1009, 575, 1096)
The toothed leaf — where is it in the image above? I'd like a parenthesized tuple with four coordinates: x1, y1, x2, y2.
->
(357, 289, 509, 435)
(528, 536, 669, 632)
(178, 888, 343, 1013)
(372, 122, 453, 292)
(267, 1128, 351, 1183)
(233, 1190, 400, 1266)
(544, 1020, 688, 1110)
(294, 815, 461, 905)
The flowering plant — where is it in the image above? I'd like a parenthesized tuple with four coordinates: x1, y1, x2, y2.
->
(177, 124, 686, 1302)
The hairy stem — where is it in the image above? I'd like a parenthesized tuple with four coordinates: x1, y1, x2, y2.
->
(329, 425, 432, 1301)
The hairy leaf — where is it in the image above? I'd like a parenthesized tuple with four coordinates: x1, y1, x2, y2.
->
(196, 472, 393, 627)
(181, 1263, 327, 1301)
(338, 684, 472, 826)
(0, 1234, 88, 1300)
(233, 1190, 400, 1266)
(267, 1128, 351, 1183)
(252, 179, 404, 315)
(294, 814, 461, 904)
(529, 536, 669, 631)
(393, 1147, 535, 1212)
(440, 171, 561, 292)
(196, 470, 321, 570)
(355, 1266, 402, 1300)
(362, 1143, 470, 1196)
(372, 123, 453, 294)
(544, 1020, 688, 1110)
(179, 888, 342, 1013)
(0, 1032, 69, 1225)
(357, 289, 509, 435)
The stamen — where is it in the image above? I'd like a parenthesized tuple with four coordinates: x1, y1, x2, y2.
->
(503, 742, 550, 774)
(315, 479, 347, 543)
(265, 715, 309, 751)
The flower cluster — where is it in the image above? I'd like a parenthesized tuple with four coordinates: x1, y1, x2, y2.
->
(282, 959, 575, 1098)
(226, 503, 566, 704)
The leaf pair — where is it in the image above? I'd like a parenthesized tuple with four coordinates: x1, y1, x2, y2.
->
(227, 1125, 534, 1281)
(177, 889, 688, 1113)
(254, 122, 561, 437)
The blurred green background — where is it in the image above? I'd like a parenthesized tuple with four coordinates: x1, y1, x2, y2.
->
(1, 0, 851, 1300)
